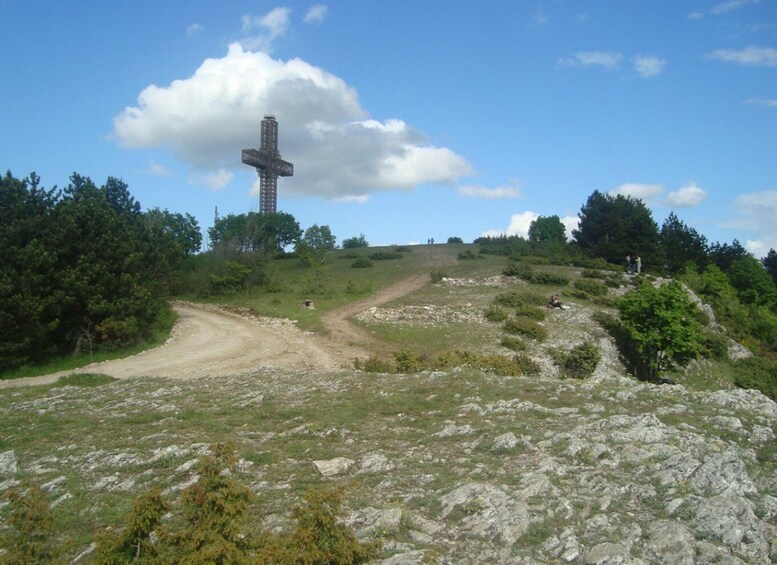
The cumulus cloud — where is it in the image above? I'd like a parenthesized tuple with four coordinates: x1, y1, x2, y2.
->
(732, 190, 777, 257)
(666, 182, 708, 207)
(559, 51, 623, 70)
(708, 46, 777, 67)
(481, 211, 539, 239)
(633, 55, 666, 77)
(484, 212, 580, 241)
(458, 180, 522, 200)
(112, 43, 471, 198)
(240, 7, 290, 52)
(608, 183, 664, 204)
(304, 4, 328, 24)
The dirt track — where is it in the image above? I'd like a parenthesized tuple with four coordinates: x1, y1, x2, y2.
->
(0, 274, 431, 389)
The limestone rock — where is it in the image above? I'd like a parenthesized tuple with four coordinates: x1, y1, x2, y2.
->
(312, 457, 354, 477)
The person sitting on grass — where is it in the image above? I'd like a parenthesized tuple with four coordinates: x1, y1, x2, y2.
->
(548, 293, 563, 309)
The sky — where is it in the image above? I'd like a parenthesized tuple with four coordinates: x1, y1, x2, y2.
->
(2, 1, 776, 256)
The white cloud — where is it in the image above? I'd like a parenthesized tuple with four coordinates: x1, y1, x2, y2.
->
(608, 183, 664, 204)
(192, 169, 233, 191)
(690, 0, 763, 18)
(113, 43, 471, 199)
(186, 23, 204, 37)
(561, 215, 580, 240)
(666, 182, 708, 207)
(708, 46, 777, 67)
(732, 190, 777, 257)
(148, 161, 174, 177)
(482, 211, 539, 239)
(746, 97, 777, 108)
(633, 55, 666, 77)
(559, 51, 623, 70)
(458, 180, 522, 200)
(240, 8, 291, 52)
(304, 4, 328, 24)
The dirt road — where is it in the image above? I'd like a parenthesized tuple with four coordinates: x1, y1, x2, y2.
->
(0, 274, 431, 389)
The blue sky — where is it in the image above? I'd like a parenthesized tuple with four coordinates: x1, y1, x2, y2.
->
(2, 1, 776, 256)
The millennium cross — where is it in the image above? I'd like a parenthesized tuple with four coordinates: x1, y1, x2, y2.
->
(241, 115, 294, 213)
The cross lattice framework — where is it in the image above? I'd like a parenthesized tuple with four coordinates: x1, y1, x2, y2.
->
(241, 115, 293, 213)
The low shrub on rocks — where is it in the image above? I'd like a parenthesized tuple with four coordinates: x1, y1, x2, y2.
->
(484, 304, 509, 322)
(561, 342, 602, 379)
(500, 336, 527, 352)
(504, 317, 548, 341)
(573, 278, 608, 297)
(351, 258, 374, 269)
(514, 305, 546, 321)
(369, 251, 403, 261)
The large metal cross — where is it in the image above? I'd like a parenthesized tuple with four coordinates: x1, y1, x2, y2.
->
(241, 115, 293, 214)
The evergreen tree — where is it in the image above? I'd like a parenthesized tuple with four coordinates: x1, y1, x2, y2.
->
(761, 248, 777, 287)
(660, 212, 709, 274)
(572, 190, 663, 269)
(708, 239, 750, 271)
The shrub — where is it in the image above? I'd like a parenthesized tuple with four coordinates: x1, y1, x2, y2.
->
(699, 330, 729, 360)
(339, 251, 359, 259)
(353, 355, 395, 373)
(394, 246, 412, 253)
(369, 251, 403, 261)
(532, 271, 569, 286)
(730, 357, 777, 401)
(0, 482, 57, 564)
(503, 317, 547, 341)
(494, 291, 526, 308)
(257, 488, 381, 564)
(514, 305, 546, 321)
(394, 349, 424, 373)
(447, 236, 464, 244)
(562, 342, 601, 379)
(458, 250, 479, 260)
(484, 305, 509, 322)
(513, 353, 541, 376)
(351, 258, 374, 269)
(503, 260, 534, 281)
(430, 270, 448, 283)
(500, 336, 527, 352)
(573, 278, 608, 296)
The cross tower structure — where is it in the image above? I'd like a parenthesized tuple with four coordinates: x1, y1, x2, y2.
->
(241, 115, 293, 213)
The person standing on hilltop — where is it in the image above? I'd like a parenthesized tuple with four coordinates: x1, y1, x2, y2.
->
(635, 255, 642, 274)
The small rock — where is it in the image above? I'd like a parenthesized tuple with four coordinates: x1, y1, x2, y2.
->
(0, 450, 18, 476)
(312, 457, 354, 477)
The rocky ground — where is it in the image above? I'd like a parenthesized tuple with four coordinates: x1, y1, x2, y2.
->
(1, 273, 776, 563)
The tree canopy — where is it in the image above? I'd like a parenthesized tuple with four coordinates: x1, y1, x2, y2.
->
(660, 212, 709, 274)
(528, 215, 566, 244)
(573, 190, 663, 269)
(0, 171, 199, 372)
(208, 211, 301, 254)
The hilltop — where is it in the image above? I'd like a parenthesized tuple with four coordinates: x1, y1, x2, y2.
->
(1, 244, 776, 563)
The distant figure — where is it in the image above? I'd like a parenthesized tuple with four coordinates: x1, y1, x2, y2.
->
(548, 293, 562, 309)
(626, 255, 633, 274)
(635, 255, 642, 274)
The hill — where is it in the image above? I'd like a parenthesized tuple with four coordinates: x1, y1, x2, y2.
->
(1, 244, 776, 563)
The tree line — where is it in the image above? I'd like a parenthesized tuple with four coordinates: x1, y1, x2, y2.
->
(0, 171, 201, 373)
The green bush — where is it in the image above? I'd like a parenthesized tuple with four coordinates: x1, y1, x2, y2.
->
(369, 251, 403, 261)
(532, 271, 569, 286)
(503, 260, 534, 281)
(354, 355, 396, 373)
(503, 317, 547, 341)
(0, 482, 58, 564)
(351, 258, 374, 269)
(514, 305, 547, 321)
(430, 269, 448, 283)
(494, 291, 526, 308)
(562, 342, 601, 379)
(730, 357, 777, 401)
(484, 304, 509, 322)
(394, 246, 412, 253)
(573, 278, 608, 296)
(500, 336, 527, 352)
(458, 250, 479, 260)
(699, 330, 729, 360)
(394, 349, 424, 373)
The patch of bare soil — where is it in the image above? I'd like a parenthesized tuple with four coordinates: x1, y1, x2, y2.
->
(0, 275, 434, 389)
